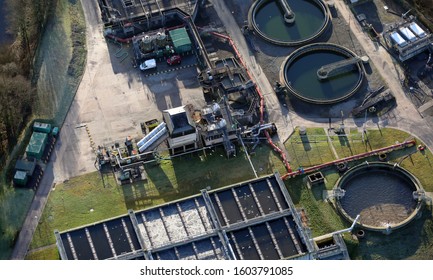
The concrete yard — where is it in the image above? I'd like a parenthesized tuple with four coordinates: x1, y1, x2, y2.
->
(52, 27, 205, 182)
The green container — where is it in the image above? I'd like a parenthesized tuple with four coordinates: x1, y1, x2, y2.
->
(33, 122, 52, 134)
(52, 127, 59, 137)
(26, 132, 48, 160)
(14, 170, 28, 186)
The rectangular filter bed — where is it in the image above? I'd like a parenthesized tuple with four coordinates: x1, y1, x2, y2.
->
(57, 173, 311, 260)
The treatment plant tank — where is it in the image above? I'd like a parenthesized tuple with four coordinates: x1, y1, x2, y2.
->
(248, 0, 330, 46)
(281, 43, 364, 104)
(334, 162, 424, 233)
(140, 35, 154, 53)
(155, 32, 167, 47)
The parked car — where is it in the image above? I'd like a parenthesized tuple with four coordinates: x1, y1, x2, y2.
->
(139, 59, 156, 71)
(167, 55, 181, 65)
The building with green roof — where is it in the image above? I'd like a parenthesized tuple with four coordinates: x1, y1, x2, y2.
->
(169, 27, 192, 54)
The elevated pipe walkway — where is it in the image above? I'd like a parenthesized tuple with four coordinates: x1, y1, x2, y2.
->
(200, 189, 237, 259)
(278, 0, 295, 24)
(54, 230, 69, 260)
(317, 56, 363, 80)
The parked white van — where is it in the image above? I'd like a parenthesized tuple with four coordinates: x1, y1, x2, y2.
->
(139, 59, 156, 71)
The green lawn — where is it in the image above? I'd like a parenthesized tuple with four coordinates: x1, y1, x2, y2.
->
(284, 175, 350, 237)
(0, 0, 86, 260)
(29, 127, 433, 259)
(351, 209, 433, 260)
(365, 128, 433, 192)
(249, 142, 288, 177)
(329, 131, 368, 158)
(283, 127, 433, 259)
(366, 128, 412, 150)
(285, 127, 335, 169)
(25, 245, 59, 260)
(29, 145, 280, 255)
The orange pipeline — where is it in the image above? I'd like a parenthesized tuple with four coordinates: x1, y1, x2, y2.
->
(281, 139, 416, 180)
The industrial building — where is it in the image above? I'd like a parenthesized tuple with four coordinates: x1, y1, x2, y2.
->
(98, 0, 200, 35)
(163, 106, 198, 154)
(101, 0, 211, 70)
(131, 27, 193, 63)
(55, 173, 350, 260)
(385, 17, 432, 61)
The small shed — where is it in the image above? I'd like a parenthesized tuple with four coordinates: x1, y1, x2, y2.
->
(33, 122, 52, 134)
(169, 27, 192, 54)
(26, 132, 48, 160)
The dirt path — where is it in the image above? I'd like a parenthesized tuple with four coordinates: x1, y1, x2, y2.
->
(26, 244, 57, 255)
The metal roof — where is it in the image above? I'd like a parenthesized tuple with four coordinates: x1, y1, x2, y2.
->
(399, 27, 417, 42)
(409, 22, 427, 38)
(169, 27, 192, 49)
(15, 159, 36, 176)
(390, 32, 407, 47)
(14, 170, 27, 180)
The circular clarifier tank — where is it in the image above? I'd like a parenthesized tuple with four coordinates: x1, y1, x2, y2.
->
(335, 162, 423, 232)
(282, 43, 364, 104)
(248, 0, 330, 46)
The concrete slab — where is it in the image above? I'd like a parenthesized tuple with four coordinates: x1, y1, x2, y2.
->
(53, 32, 205, 183)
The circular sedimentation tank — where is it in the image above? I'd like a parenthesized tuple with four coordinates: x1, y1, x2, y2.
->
(248, 0, 330, 46)
(334, 162, 424, 233)
(282, 43, 364, 104)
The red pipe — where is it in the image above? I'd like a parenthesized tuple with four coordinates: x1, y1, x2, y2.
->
(164, 23, 186, 31)
(210, 32, 292, 175)
(105, 34, 132, 43)
(281, 139, 416, 180)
